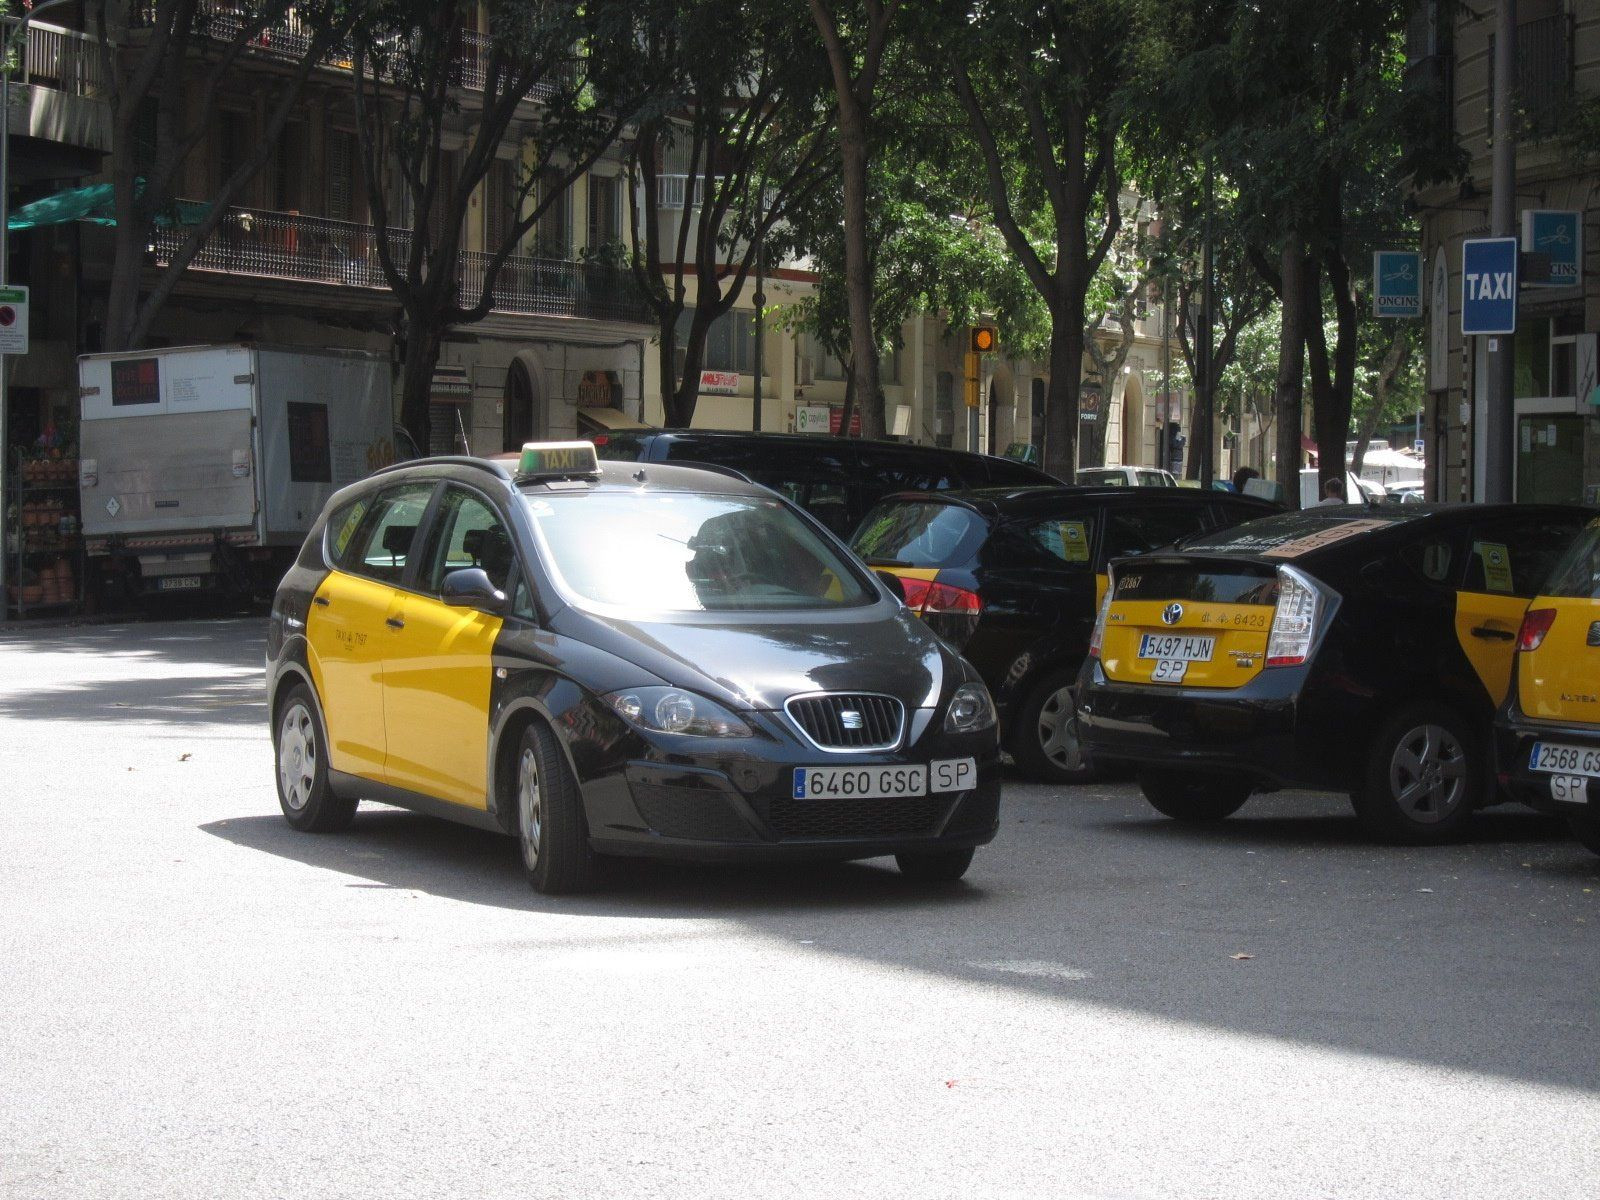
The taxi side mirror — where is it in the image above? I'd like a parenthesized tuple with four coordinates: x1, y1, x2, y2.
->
(441, 567, 508, 616)
(874, 569, 907, 604)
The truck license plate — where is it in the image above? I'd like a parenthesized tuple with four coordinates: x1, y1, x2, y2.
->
(158, 575, 203, 591)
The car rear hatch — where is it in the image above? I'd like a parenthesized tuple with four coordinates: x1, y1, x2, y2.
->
(1095, 556, 1334, 689)
(851, 497, 989, 650)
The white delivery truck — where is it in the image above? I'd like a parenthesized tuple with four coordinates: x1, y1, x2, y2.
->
(78, 344, 398, 599)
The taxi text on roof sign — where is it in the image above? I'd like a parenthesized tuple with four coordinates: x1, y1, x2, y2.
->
(517, 441, 600, 479)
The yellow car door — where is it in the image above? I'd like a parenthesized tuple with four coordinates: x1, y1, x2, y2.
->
(304, 482, 435, 780)
(380, 487, 509, 809)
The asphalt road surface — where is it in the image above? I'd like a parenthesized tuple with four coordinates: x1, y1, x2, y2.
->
(2, 618, 1597, 1199)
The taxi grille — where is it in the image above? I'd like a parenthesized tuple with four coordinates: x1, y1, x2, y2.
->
(766, 794, 953, 841)
(785, 693, 904, 751)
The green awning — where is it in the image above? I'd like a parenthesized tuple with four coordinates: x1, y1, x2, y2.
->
(7, 182, 209, 231)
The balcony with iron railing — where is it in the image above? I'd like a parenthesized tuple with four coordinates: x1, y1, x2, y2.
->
(23, 22, 106, 98)
(8, 21, 110, 152)
(149, 204, 652, 325)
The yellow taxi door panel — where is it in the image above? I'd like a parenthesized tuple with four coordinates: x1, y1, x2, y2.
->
(380, 594, 504, 809)
(1518, 597, 1600, 722)
(1452, 591, 1528, 703)
(304, 571, 393, 779)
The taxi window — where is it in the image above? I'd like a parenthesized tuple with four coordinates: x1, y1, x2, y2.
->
(1538, 522, 1600, 599)
(851, 501, 986, 568)
(1014, 515, 1095, 567)
(1458, 515, 1584, 597)
(1398, 537, 1455, 583)
(325, 496, 372, 564)
(419, 487, 520, 598)
(1102, 505, 1211, 560)
(526, 491, 875, 612)
(341, 483, 434, 583)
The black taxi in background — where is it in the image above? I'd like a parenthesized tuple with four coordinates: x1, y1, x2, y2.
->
(1076, 503, 1590, 843)
(266, 443, 1001, 893)
(1497, 517, 1600, 858)
(849, 486, 1276, 782)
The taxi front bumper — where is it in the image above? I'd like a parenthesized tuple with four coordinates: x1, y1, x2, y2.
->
(1074, 658, 1361, 792)
(1495, 712, 1600, 817)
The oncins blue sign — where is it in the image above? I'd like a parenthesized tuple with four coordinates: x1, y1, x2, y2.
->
(1373, 251, 1422, 317)
(1461, 237, 1519, 336)
(1522, 210, 1581, 287)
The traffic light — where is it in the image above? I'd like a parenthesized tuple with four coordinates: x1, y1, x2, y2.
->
(970, 326, 997, 354)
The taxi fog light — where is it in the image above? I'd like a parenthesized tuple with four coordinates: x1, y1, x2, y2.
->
(1517, 608, 1557, 652)
(1264, 566, 1326, 668)
(945, 682, 997, 733)
(606, 687, 753, 737)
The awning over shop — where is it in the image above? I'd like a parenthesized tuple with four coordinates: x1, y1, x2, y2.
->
(576, 405, 652, 432)
(6, 182, 209, 231)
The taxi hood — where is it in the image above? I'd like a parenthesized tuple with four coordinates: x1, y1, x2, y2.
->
(555, 604, 956, 712)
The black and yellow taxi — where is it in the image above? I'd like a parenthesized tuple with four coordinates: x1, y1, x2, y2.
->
(1496, 518, 1600, 857)
(850, 485, 1275, 782)
(266, 443, 1001, 892)
(1075, 503, 1590, 843)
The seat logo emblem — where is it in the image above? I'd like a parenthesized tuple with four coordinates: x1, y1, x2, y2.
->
(840, 710, 864, 730)
(1162, 603, 1184, 626)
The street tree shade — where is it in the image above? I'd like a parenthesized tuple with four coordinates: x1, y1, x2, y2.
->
(346, 0, 650, 450)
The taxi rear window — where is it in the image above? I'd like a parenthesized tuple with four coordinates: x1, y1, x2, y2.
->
(1542, 523, 1600, 599)
(851, 501, 987, 568)
(1112, 563, 1278, 604)
(524, 491, 875, 612)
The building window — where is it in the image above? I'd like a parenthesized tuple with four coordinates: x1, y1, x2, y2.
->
(676, 308, 758, 376)
(813, 336, 845, 381)
(217, 110, 251, 194)
(326, 129, 355, 222)
(484, 159, 515, 251)
(535, 169, 571, 259)
(587, 174, 620, 250)
(1488, 3, 1574, 141)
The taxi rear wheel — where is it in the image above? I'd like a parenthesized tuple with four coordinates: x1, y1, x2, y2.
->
(1011, 669, 1097, 784)
(1566, 813, 1600, 858)
(515, 720, 597, 895)
(274, 684, 357, 833)
(895, 847, 975, 882)
(1138, 770, 1252, 821)
(1352, 703, 1482, 844)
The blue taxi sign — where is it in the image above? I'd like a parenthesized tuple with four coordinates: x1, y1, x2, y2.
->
(516, 440, 600, 480)
(1461, 237, 1519, 336)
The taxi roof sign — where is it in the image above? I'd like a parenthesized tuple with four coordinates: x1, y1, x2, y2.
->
(516, 441, 600, 481)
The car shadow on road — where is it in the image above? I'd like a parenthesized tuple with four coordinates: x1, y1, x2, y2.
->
(200, 809, 994, 917)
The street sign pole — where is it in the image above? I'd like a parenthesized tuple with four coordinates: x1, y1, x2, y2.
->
(1485, 0, 1518, 503)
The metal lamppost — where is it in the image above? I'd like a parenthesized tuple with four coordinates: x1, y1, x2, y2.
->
(0, 0, 76, 609)
(751, 239, 764, 432)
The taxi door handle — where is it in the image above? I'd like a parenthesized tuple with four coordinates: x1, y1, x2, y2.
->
(1471, 624, 1515, 641)
(313, 596, 330, 607)
(386, 616, 405, 630)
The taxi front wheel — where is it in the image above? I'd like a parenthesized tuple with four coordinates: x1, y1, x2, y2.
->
(1138, 770, 1252, 822)
(515, 720, 597, 895)
(274, 684, 357, 833)
(1352, 702, 1482, 844)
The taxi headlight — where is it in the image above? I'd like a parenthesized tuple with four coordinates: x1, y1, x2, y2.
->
(944, 682, 997, 733)
(606, 687, 753, 737)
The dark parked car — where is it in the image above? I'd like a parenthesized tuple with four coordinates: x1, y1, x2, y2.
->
(592, 430, 1057, 537)
(850, 486, 1277, 782)
(267, 442, 1001, 893)
(1076, 503, 1591, 843)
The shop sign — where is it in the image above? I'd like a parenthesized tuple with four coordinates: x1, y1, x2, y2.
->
(795, 404, 831, 434)
(1460, 238, 1518, 336)
(828, 406, 863, 437)
(1522, 210, 1581, 287)
(0, 285, 28, 355)
(1372, 251, 1422, 317)
(430, 363, 472, 404)
(699, 370, 739, 395)
(1079, 388, 1102, 423)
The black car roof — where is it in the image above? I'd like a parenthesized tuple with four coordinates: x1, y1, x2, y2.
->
(625, 429, 1057, 478)
(368, 454, 773, 500)
(870, 484, 1278, 519)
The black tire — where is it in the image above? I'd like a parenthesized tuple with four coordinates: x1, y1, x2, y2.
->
(1351, 702, 1482, 844)
(273, 683, 358, 833)
(1567, 812, 1600, 858)
(1010, 668, 1097, 784)
(513, 719, 598, 894)
(895, 846, 976, 882)
(1139, 769, 1252, 822)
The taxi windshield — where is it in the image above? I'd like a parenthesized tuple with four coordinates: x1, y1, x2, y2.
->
(1543, 522, 1600, 599)
(523, 490, 876, 612)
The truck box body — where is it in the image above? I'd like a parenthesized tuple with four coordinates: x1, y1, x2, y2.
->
(79, 345, 394, 595)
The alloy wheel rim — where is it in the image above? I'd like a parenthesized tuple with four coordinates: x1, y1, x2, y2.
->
(278, 702, 316, 811)
(1388, 723, 1467, 822)
(518, 746, 542, 867)
(1037, 686, 1085, 772)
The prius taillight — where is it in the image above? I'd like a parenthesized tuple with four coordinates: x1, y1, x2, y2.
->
(1517, 608, 1557, 652)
